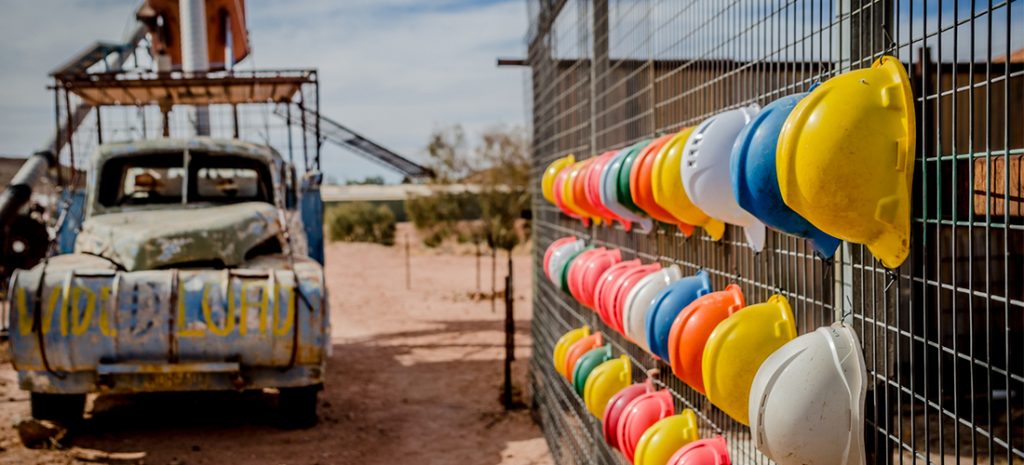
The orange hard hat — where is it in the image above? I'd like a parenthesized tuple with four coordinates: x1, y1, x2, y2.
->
(630, 134, 696, 236)
(553, 167, 589, 225)
(563, 332, 604, 380)
(667, 284, 746, 394)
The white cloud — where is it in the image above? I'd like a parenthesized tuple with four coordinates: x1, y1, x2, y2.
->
(0, 0, 529, 183)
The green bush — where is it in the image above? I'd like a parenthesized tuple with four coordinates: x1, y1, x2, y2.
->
(327, 202, 396, 246)
(404, 191, 482, 248)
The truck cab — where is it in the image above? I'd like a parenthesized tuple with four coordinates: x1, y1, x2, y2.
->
(8, 138, 328, 426)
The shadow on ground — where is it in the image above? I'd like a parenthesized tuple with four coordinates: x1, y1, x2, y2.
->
(68, 319, 544, 465)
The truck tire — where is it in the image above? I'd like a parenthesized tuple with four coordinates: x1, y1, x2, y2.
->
(30, 393, 86, 424)
(277, 385, 320, 428)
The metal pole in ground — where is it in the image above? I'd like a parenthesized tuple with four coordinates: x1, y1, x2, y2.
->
(507, 249, 515, 362)
(503, 271, 514, 409)
(405, 233, 411, 290)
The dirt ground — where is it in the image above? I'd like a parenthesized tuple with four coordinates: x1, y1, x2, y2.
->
(0, 225, 553, 465)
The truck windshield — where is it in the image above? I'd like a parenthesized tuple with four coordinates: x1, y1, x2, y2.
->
(98, 151, 274, 207)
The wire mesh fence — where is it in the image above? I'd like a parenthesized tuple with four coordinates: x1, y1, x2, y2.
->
(525, 1, 1023, 463)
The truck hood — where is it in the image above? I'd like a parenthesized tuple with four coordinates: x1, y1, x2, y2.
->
(75, 202, 281, 271)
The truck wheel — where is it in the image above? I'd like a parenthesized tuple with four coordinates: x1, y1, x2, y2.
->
(277, 385, 320, 428)
(30, 393, 86, 424)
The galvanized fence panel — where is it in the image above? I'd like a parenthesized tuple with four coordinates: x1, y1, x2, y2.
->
(526, 1, 1023, 464)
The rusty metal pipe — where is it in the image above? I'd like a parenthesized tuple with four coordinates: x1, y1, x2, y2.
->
(0, 150, 54, 228)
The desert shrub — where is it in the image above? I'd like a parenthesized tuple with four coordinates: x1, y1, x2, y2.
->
(404, 191, 482, 247)
(327, 202, 396, 246)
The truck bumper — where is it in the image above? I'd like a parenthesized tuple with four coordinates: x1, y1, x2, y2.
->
(18, 363, 325, 394)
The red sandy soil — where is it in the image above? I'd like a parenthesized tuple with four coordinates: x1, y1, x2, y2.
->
(0, 225, 552, 465)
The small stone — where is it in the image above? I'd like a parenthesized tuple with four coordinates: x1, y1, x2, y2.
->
(15, 418, 67, 449)
(191, 444, 201, 452)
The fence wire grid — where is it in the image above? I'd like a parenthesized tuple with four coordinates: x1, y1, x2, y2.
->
(524, 1, 1024, 464)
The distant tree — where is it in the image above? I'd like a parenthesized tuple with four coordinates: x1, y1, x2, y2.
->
(346, 175, 386, 185)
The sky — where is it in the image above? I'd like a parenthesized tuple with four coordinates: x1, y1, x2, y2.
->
(0, 0, 531, 183)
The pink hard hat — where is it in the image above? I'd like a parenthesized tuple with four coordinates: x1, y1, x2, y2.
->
(567, 247, 605, 304)
(609, 263, 662, 334)
(617, 389, 675, 461)
(667, 437, 732, 465)
(584, 151, 627, 226)
(601, 382, 651, 450)
(577, 248, 622, 310)
(594, 259, 642, 326)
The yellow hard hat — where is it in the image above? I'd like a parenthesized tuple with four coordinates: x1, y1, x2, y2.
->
(777, 56, 916, 268)
(701, 295, 796, 425)
(553, 326, 590, 378)
(583, 355, 632, 418)
(651, 127, 726, 240)
(633, 410, 700, 465)
(543, 154, 575, 205)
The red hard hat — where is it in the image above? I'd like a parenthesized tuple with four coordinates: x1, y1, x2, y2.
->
(616, 389, 675, 461)
(594, 259, 641, 325)
(601, 382, 651, 449)
(667, 437, 732, 465)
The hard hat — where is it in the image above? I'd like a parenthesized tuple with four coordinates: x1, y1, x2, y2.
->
(681, 105, 767, 251)
(552, 326, 591, 378)
(559, 245, 594, 293)
(576, 248, 623, 310)
(571, 158, 606, 223)
(603, 382, 653, 449)
(594, 259, 642, 327)
(749, 323, 867, 465)
(729, 92, 840, 257)
(631, 134, 696, 236)
(602, 147, 654, 233)
(547, 239, 586, 288)
(667, 437, 732, 465)
(651, 126, 727, 240)
(572, 344, 614, 396)
(633, 410, 700, 465)
(543, 154, 575, 205)
(616, 389, 675, 461)
(584, 355, 632, 418)
(777, 56, 916, 268)
(645, 270, 713, 361)
(701, 295, 796, 425)
(544, 237, 579, 281)
(554, 166, 589, 225)
(563, 161, 601, 225)
(610, 263, 663, 335)
(667, 284, 745, 394)
(616, 140, 654, 216)
(585, 151, 628, 225)
(623, 265, 683, 351)
(563, 332, 604, 381)
(567, 247, 606, 303)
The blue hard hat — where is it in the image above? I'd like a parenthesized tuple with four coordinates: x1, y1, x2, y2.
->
(645, 270, 713, 360)
(729, 92, 841, 258)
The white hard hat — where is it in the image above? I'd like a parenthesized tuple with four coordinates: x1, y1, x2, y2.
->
(547, 239, 586, 289)
(681, 105, 767, 251)
(748, 322, 867, 465)
(622, 264, 682, 353)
